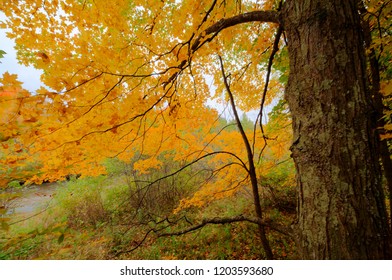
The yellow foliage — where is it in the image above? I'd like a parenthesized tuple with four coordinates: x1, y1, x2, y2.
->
(133, 157, 163, 174)
(0, 0, 294, 194)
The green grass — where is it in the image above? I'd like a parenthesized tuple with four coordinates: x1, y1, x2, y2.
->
(0, 174, 296, 260)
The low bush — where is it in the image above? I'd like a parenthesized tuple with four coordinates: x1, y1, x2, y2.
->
(53, 176, 108, 229)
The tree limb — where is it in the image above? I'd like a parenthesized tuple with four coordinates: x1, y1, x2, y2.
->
(192, 10, 280, 51)
(157, 215, 293, 239)
(112, 214, 293, 258)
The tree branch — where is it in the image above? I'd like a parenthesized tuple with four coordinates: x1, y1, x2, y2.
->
(192, 10, 280, 51)
(163, 10, 280, 101)
(218, 55, 274, 259)
(112, 214, 293, 258)
(254, 25, 283, 162)
(157, 215, 293, 239)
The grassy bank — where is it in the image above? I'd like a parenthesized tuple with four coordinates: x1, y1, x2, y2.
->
(0, 173, 296, 260)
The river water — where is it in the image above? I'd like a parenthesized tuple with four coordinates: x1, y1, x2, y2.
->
(0, 183, 59, 219)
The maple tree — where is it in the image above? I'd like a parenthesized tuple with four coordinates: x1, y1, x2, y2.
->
(1, 0, 391, 259)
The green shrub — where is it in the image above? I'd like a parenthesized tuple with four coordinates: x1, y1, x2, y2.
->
(54, 176, 108, 229)
(7, 180, 23, 189)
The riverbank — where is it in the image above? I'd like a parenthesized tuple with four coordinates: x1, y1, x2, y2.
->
(0, 175, 296, 260)
(0, 183, 59, 222)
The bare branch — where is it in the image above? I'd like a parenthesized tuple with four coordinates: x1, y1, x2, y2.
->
(112, 214, 293, 258)
(112, 228, 155, 258)
(218, 55, 254, 160)
(254, 26, 283, 162)
(157, 215, 293, 238)
(219, 56, 274, 259)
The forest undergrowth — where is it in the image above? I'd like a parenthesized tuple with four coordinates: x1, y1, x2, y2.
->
(0, 162, 297, 260)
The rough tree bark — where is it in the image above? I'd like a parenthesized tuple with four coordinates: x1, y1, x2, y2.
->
(281, 0, 391, 259)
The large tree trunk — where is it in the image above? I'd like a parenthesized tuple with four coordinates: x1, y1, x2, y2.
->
(282, 0, 391, 259)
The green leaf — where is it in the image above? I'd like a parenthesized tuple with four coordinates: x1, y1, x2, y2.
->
(0, 50, 6, 62)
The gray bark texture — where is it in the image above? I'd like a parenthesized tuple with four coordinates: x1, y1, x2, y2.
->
(282, 0, 391, 259)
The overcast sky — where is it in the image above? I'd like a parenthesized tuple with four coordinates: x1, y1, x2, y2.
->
(0, 12, 43, 92)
